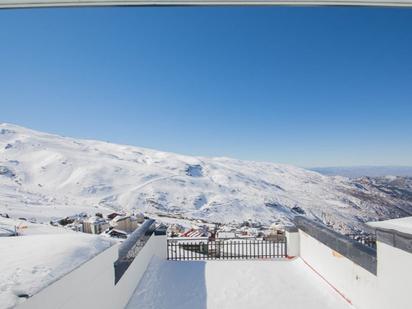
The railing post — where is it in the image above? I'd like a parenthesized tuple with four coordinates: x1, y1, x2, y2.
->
(284, 226, 299, 258)
(285, 235, 288, 257)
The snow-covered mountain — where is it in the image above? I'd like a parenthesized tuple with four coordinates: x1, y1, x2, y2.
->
(1, 123, 411, 234)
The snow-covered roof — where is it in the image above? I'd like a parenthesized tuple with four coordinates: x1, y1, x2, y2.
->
(0, 233, 114, 308)
(367, 216, 412, 235)
(86, 216, 107, 224)
(181, 228, 209, 238)
(105, 228, 127, 235)
(112, 215, 132, 223)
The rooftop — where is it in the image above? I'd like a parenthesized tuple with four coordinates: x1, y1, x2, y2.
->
(4, 216, 412, 309)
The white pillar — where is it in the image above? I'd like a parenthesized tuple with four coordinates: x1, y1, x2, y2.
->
(285, 227, 300, 257)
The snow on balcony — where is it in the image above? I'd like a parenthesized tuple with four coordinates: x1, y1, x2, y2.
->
(126, 257, 351, 309)
(0, 230, 114, 309)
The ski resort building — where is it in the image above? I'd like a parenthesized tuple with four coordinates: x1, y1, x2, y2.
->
(181, 226, 210, 238)
(110, 215, 143, 233)
(103, 228, 129, 239)
(83, 216, 110, 234)
(4, 215, 412, 309)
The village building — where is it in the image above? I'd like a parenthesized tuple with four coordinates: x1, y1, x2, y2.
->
(83, 216, 109, 234)
(110, 215, 139, 233)
(107, 212, 124, 220)
(66, 222, 83, 233)
(181, 225, 209, 238)
(217, 231, 236, 238)
(133, 212, 145, 224)
(103, 227, 128, 239)
(167, 224, 185, 237)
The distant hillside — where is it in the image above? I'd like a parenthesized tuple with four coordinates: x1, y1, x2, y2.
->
(311, 166, 412, 178)
(1, 123, 412, 234)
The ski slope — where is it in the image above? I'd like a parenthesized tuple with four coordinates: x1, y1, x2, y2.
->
(1, 123, 411, 233)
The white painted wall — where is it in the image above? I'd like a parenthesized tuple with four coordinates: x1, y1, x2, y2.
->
(375, 242, 412, 309)
(298, 230, 412, 309)
(115, 235, 167, 309)
(17, 235, 167, 309)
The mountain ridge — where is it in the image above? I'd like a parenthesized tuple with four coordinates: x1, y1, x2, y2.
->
(1, 123, 412, 234)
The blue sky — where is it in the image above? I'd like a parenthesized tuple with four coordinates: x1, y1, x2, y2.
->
(0, 7, 411, 167)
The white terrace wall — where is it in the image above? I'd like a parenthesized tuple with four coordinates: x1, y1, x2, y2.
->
(17, 243, 120, 309)
(297, 229, 412, 309)
(374, 241, 412, 309)
(17, 234, 167, 309)
(299, 230, 378, 308)
(115, 234, 166, 309)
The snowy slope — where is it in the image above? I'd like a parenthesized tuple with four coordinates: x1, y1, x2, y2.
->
(1, 123, 411, 233)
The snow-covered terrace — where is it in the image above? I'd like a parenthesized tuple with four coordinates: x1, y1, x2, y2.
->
(8, 216, 412, 309)
(126, 258, 350, 309)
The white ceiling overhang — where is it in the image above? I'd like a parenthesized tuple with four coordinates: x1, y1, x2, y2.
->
(1, 0, 412, 9)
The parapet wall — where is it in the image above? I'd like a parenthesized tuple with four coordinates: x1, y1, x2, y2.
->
(293, 216, 412, 309)
(115, 234, 166, 308)
(17, 222, 167, 309)
(375, 227, 412, 254)
(294, 216, 377, 274)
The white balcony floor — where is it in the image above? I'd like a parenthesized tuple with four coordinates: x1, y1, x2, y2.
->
(126, 257, 352, 309)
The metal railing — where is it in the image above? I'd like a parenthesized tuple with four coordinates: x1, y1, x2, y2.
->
(167, 237, 287, 261)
